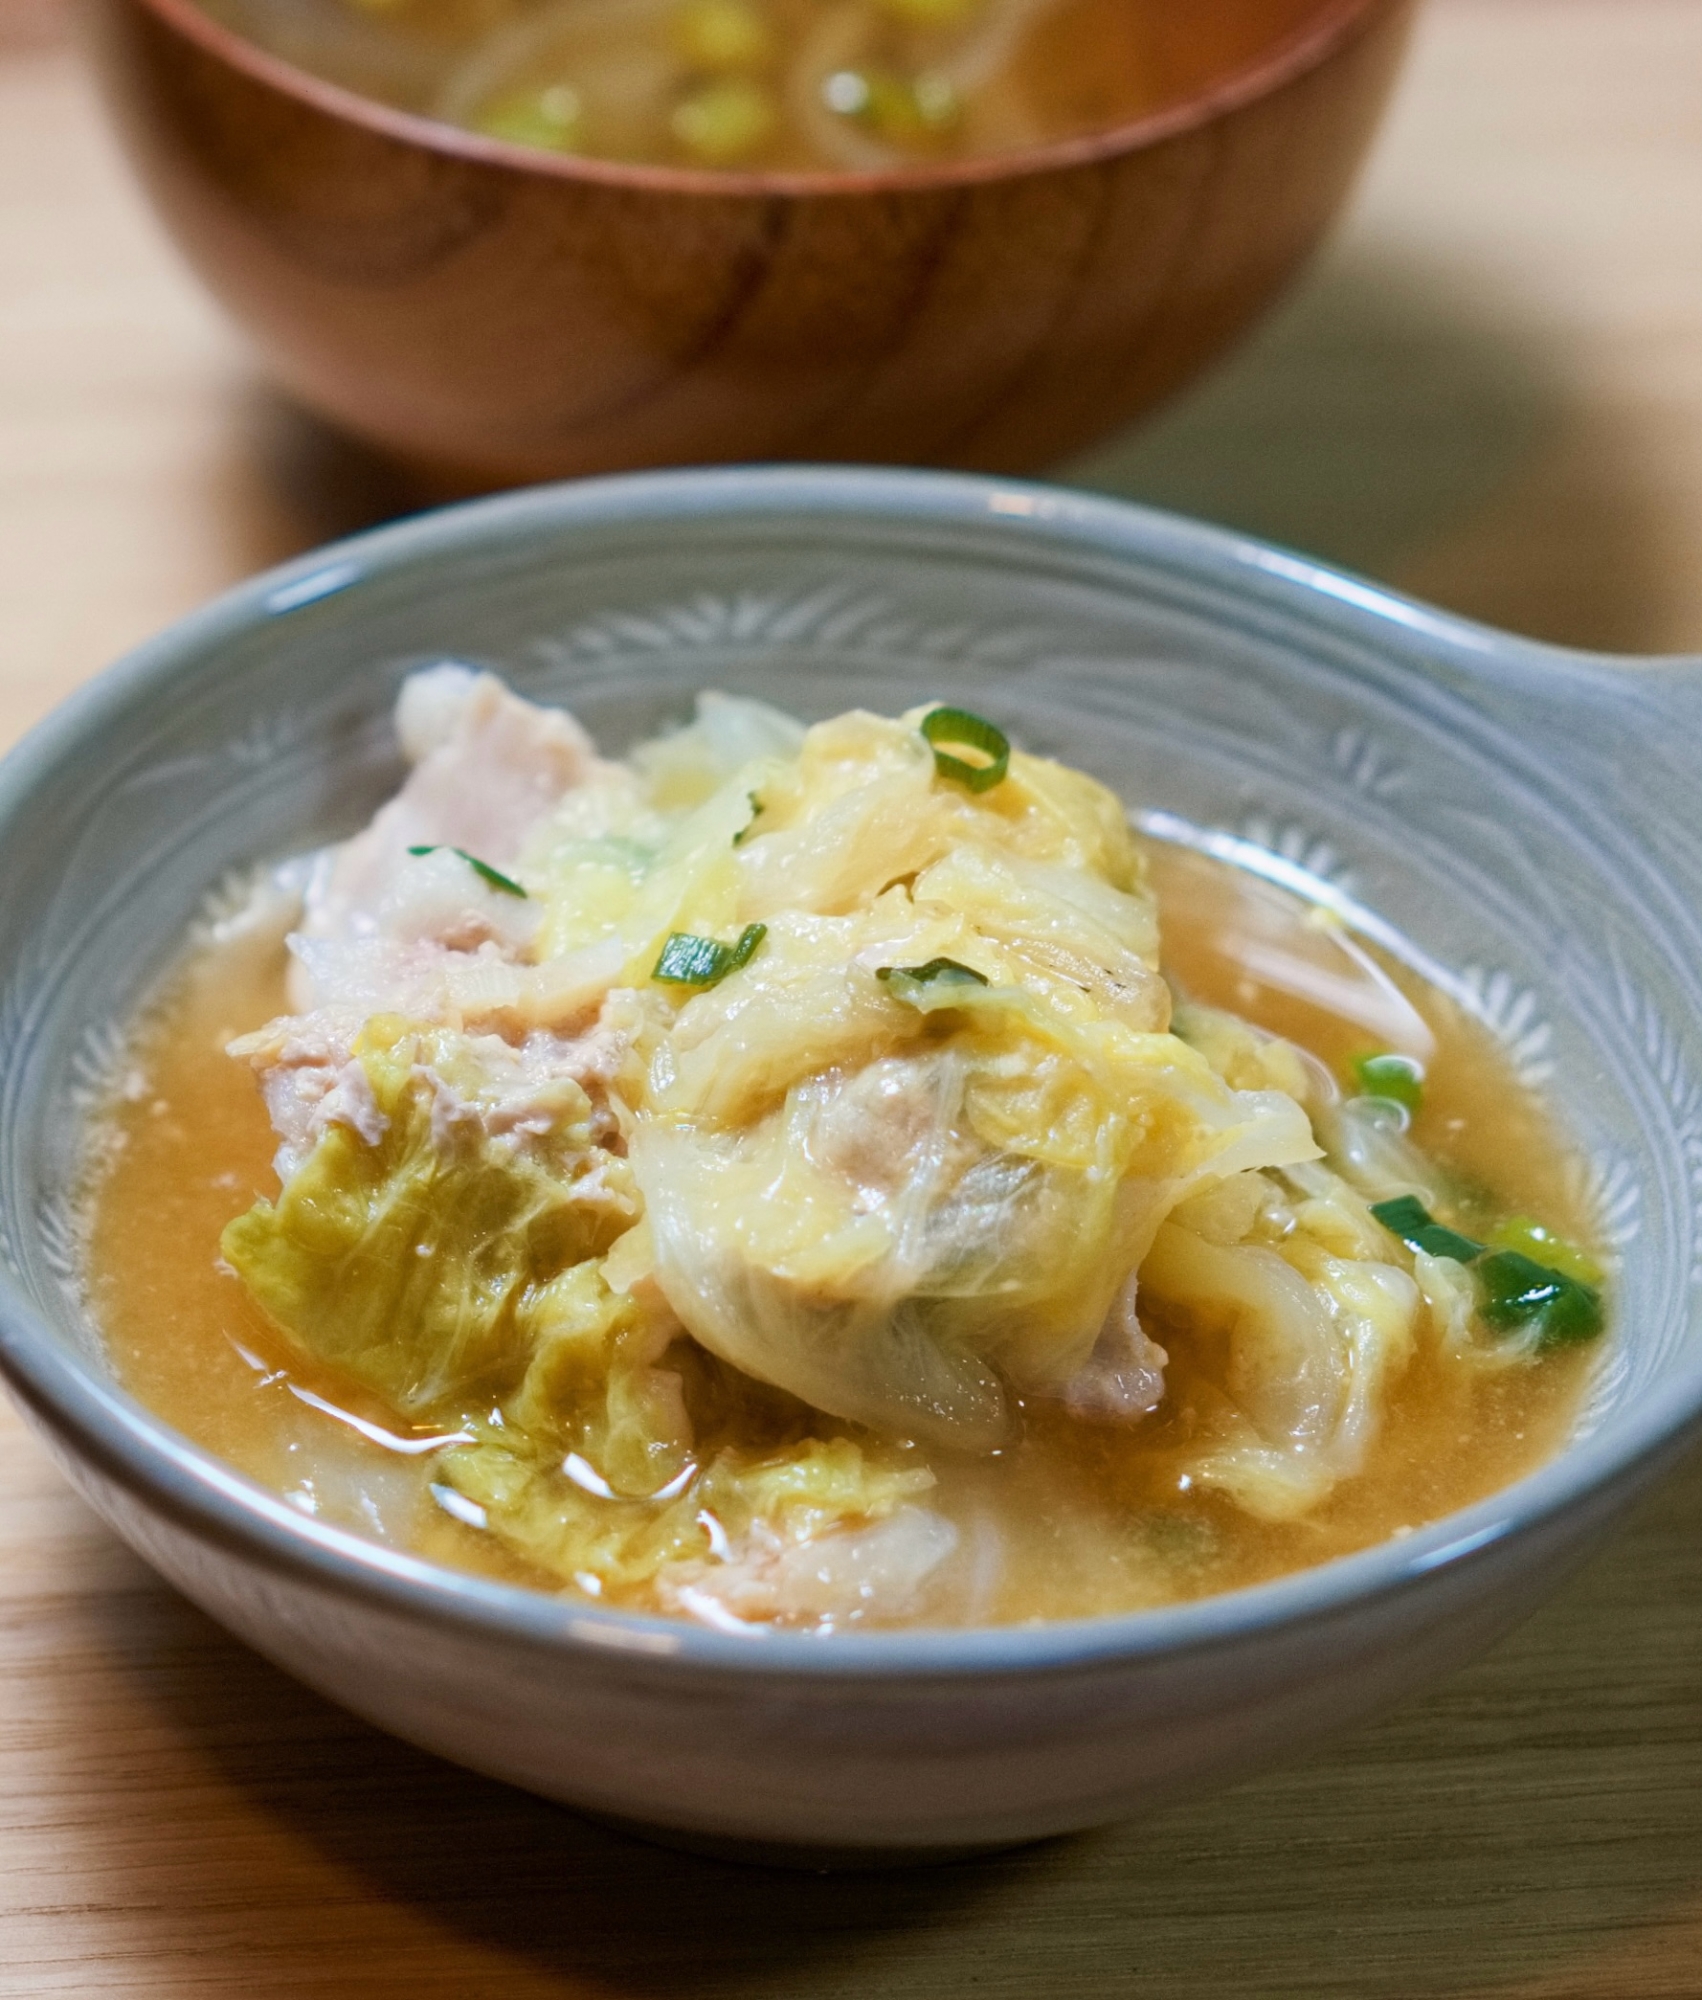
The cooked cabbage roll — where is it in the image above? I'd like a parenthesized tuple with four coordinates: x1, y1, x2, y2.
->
(214, 676, 1591, 1624)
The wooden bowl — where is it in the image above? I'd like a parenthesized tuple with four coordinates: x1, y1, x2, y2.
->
(82, 0, 1416, 487)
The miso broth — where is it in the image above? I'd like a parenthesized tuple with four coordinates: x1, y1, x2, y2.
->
(80, 692, 1603, 1635)
(192, 0, 1333, 174)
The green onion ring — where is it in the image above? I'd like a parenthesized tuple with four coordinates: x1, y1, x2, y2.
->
(920, 707, 1010, 793)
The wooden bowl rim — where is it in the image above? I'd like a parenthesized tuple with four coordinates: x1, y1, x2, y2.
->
(119, 0, 1402, 199)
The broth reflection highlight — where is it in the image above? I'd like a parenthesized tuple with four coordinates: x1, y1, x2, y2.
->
(81, 682, 1605, 1634)
(189, 0, 1333, 172)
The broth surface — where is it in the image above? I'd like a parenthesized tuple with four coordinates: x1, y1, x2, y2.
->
(192, 0, 1329, 173)
(83, 840, 1600, 1624)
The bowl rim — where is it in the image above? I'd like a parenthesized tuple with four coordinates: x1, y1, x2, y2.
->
(3, 461, 1701, 1681)
(107, 0, 1402, 200)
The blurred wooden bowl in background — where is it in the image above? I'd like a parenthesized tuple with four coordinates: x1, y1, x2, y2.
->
(82, 0, 1415, 489)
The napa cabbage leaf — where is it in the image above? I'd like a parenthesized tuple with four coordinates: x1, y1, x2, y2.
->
(441, 1419, 938, 1604)
(221, 1015, 634, 1415)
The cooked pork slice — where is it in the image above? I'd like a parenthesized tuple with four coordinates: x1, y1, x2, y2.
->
(292, 667, 605, 1007)
(231, 1009, 634, 1186)
(1061, 1269, 1169, 1420)
(420, 1026, 629, 1158)
(291, 842, 544, 1016)
(229, 1009, 379, 1183)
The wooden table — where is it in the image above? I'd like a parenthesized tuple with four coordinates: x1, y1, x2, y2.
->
(4, 3, 1701, 1992)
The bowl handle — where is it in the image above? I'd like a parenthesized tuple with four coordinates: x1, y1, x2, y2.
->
(1468, 648, 1702, 905)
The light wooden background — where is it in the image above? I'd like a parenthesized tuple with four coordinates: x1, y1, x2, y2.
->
(3, 3, 1701, 1994)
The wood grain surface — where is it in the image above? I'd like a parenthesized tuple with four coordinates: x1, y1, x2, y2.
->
(4, 2, 1702, 1993)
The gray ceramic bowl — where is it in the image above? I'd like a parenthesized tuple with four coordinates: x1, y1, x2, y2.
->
(1, 467, 1700, 1866)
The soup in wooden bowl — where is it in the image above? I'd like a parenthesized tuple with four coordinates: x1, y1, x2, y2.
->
(82, 0, 1413, 485)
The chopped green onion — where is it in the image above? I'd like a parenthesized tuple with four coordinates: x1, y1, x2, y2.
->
(727, 921, 766, 970)
(670, 0, 773, 70)
(920, 707, 1009, 793)
(1353, 1051, 1425, 1114)
(1370, 1194, 1484, 1264)
(1477, 1250, 1604, 1348)
(1486, 1215, 1604, 1286)
(731, 792, 764, 846)
(1370, 1197, 1605, 1349)
(470, 83, 583, 153)
(406, 844, 527, 898)
(876, 957, 989, 991)
(670, 76, 776, 166)
(654, 933, 725, 986)
(821, 65, 959, 142)
(876, 957, 991, 1009)
(653, 922, 767, 988)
